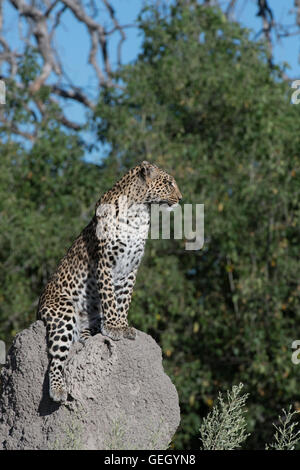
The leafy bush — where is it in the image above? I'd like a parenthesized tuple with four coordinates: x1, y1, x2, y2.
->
(266, 407, 300, 451)
(199, 383, 249, 450)
(199, 384, 300, 450)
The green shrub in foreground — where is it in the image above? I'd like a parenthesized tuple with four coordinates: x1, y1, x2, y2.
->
(199, 383, 300, 450)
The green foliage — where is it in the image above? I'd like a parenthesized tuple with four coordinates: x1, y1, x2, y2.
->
(94, 2, 300, 449)
(200, 384, 300, 450)
(199, 383, 249, 450)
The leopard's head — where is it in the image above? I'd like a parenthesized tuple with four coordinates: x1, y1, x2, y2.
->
(139, 161, 182, 209)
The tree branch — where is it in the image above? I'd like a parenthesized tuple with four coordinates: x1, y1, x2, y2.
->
(1, 0, 133, 141)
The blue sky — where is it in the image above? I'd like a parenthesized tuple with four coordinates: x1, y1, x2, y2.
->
(236, 0, 299, 76)
(3, 0, 300, 163)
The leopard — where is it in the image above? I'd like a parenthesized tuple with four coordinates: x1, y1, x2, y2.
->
(37, 160, 182, 403)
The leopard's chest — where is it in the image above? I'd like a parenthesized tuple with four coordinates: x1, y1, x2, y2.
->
(112, 204, 149, 281)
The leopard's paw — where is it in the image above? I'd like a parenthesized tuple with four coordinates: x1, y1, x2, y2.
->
(49, 384, 68, 404)
(123, 326, 136, 340)
(101, 324, 123, 341)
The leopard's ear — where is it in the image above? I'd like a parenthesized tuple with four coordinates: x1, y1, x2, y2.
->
(139, 161, 158, 183)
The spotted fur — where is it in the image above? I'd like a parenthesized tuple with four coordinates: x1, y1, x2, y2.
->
(37, 161, 182, 403)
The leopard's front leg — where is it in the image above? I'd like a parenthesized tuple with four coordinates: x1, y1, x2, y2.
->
(114, 268, 137, 340)
(98, 260, 137, 341)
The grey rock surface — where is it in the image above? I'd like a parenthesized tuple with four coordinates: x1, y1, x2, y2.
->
(0, 321, 180, 450)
